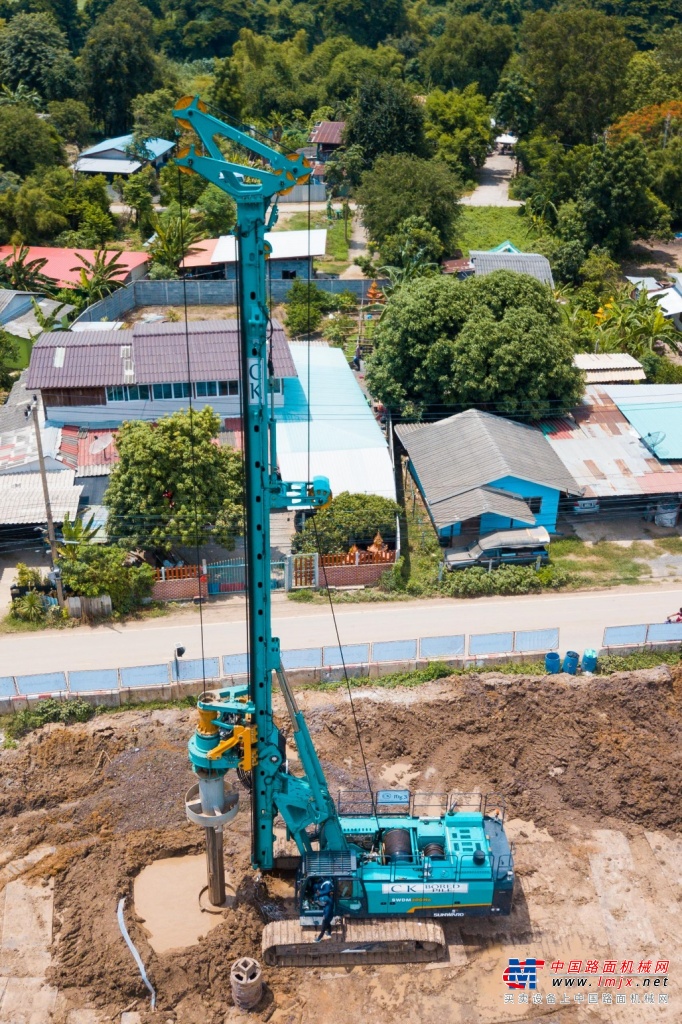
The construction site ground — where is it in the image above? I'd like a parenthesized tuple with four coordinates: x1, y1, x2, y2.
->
(1, 665, 681, 1024)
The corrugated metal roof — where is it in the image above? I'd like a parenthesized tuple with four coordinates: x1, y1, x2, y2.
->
(5, 298, 76, 340)
(277, 343, 395, 500)
(395, 409, 581, 519)
(181, 238, 219, 268)
(26, 320, 296, 388)
(603, 384, 682, 459)
(651, 286, 682, 317)
(211, 230, 327, 264)
(573, 352, 646, 383)
(0, 470, 81, 524)
(0, 289, 30, 315)
(430, 486, 536, 531)
(541, 386, 682, 496)
(0, 246, 148, 288)
(470, 251, 554, 287)
(75, 158, 142, 175)
(309, 121, 345, 146)
(81, 135, 173, 159)
(58, 425, 119, 476)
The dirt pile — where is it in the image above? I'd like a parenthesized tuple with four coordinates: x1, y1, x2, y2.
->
(0, 667, 680, 1022)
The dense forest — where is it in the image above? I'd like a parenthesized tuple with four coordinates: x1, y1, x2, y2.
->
(2, 0, 682, 261)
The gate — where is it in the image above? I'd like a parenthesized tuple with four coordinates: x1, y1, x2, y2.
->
(292, 554, 318, 589)
(207, 556, 287, 595)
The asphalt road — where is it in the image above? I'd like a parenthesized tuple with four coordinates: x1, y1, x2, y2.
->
(2, 585, 681, 677)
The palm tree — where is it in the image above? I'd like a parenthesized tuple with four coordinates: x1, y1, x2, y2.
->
(148, 207, 201, 272)
(58, 512, 98, 560)
(0, 244, 53, 292)
(70, 249, 128, 303)
(0, 83, 41, 109)
(30, 298, 72, 334)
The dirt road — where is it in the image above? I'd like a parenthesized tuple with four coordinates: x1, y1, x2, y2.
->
(0, 664, 680, 1022)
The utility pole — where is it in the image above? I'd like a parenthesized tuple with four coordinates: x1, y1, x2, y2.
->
(26, 396, 64, 608)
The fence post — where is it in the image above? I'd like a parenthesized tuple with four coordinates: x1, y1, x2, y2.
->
(284, 555, 293, 592)
(202, 559, 207, 575)
(161, 566, 166, 581)
(313, 553, 319, 588)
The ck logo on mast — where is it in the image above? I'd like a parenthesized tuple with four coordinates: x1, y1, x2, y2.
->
(248, 358, 262, 404)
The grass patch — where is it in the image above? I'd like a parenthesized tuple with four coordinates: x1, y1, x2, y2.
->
(456, 206, 550, 256)
(276, 209, 351, 270)
(549, 537, 652, 587)
(596, 649, 681, 673)
(654, 537, 682, 554)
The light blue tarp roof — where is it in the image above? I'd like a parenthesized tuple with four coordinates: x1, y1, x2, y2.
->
(81, 135, 174, 159)
(604, 384, 682, 459)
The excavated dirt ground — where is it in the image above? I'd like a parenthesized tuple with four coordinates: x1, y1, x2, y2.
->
(1, 666, 682, 1023)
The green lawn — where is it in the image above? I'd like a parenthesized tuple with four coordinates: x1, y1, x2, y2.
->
(549, 537, 653, 587)
(456, 206, 551, 256)
(276, 209, 350, 271)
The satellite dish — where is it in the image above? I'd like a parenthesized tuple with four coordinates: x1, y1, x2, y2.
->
(89, 432, 113, 454)
(644, 431, 666, 451)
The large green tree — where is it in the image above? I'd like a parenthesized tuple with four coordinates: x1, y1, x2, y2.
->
(356, 153, 462, 247)
(80, 1, 159, 134)
(424, 86, 494, 183)
(344, 77, 426, 167)
(519, 9, 635, 145)
(0, 13, 81, 100)
(0, 106, 64, 176)
(105, 408, 244, 552)
(292, 492, 401, 554)
(422, 13, 514, 100)
(366, 272, 583, 418)
(317, 0, 405, 48)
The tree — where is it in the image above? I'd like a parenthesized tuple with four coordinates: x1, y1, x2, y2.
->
(569, 137, 671, 255)
(492, 67, 537, 139)
(366, 272, 583, 418)
(148, 206, 202, 271)
(0, 245, 53, 291)
(324, 145, 366, 195)
(422, 14, 514, 100)
(70, 249, 128, 302)
(0, 84, 42, 110)
(356, 154, 462, 248)
(317, 0, 406, 48)
(424, 86, 495, 182)
(0, 13, 81, 101)
(519, 9, 635, 145)
(608, 101, 682, 148)
(344, 77, 426, 167)
(120, 166, 157, 232)
(131, 88, 179, 144)
(195, 185, 237, 237)
(58, 512, 99, 560)
(80, 2, 159, 135)
(47, 100, 93, 146)
(587, 290, 677, 358)
(378, 216, 443, 271)
(0, 328, 18, 389)
(292, 492, 401, 554)
(60, 546, 154, 614)
(0, 106, 64, 176)
(209, 58, 244, 120)
(159, 163, 207, 208)
(105, 408, 244, 552)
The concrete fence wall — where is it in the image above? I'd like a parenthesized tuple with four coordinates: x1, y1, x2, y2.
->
(73, 278, 389, 324)
(0, 627, 561, 714)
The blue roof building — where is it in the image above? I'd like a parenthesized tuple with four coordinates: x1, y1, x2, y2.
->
(75, 135, 174, 177)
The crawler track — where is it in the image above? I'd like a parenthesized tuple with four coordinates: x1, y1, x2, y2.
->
(262, 917, 446, 967)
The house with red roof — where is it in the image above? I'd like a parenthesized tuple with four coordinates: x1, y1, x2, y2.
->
(0, 247, 149, 290)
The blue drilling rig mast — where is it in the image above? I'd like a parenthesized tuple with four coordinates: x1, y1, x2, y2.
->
(175, 97, 515, 966)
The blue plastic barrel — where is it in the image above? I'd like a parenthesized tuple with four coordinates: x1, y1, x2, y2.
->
(545, 651, 560, 674)
(582, 649, 597, 673)
(563, 650, 579, 675)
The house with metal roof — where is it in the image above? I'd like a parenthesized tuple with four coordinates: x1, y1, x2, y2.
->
(395, 409, 580, 543)
(0, 246, 148, 290)
(309, 121, 345, 161)
(573, 353, 646, 384)
(74, 134, 174, 177)
(278, 342, 395, 501)
(182, 230, 327, 281)
(25, 319, 297, 427)
(469, 250, 554, 287)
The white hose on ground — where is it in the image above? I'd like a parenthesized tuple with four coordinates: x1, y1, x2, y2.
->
(117, 896, 157, 1011)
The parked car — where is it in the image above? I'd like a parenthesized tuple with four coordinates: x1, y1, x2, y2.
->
(444, 527, 551, 571)
(572, 498, 600, 515)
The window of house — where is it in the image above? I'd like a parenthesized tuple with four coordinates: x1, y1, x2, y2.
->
(126, 385, 150, 401)
(527, 497, 542, 514)
(282, 269, 297, 280)
(196, 381, 218, 398)
(270, 378, 282, 394)
(153, 383, 173, 400)
(106, 386, 125, 402)
(172, 382, 190, 399)
(218, 380, 239, 396)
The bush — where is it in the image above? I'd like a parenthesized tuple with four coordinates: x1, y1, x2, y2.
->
(292, 492, 401, 555)
(285, 303, 322, 337)
(61, 546, 154, 614)
(13, 590, 46, 622)
(14, 563, 44, 588)
(6, 697, 95, 740)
